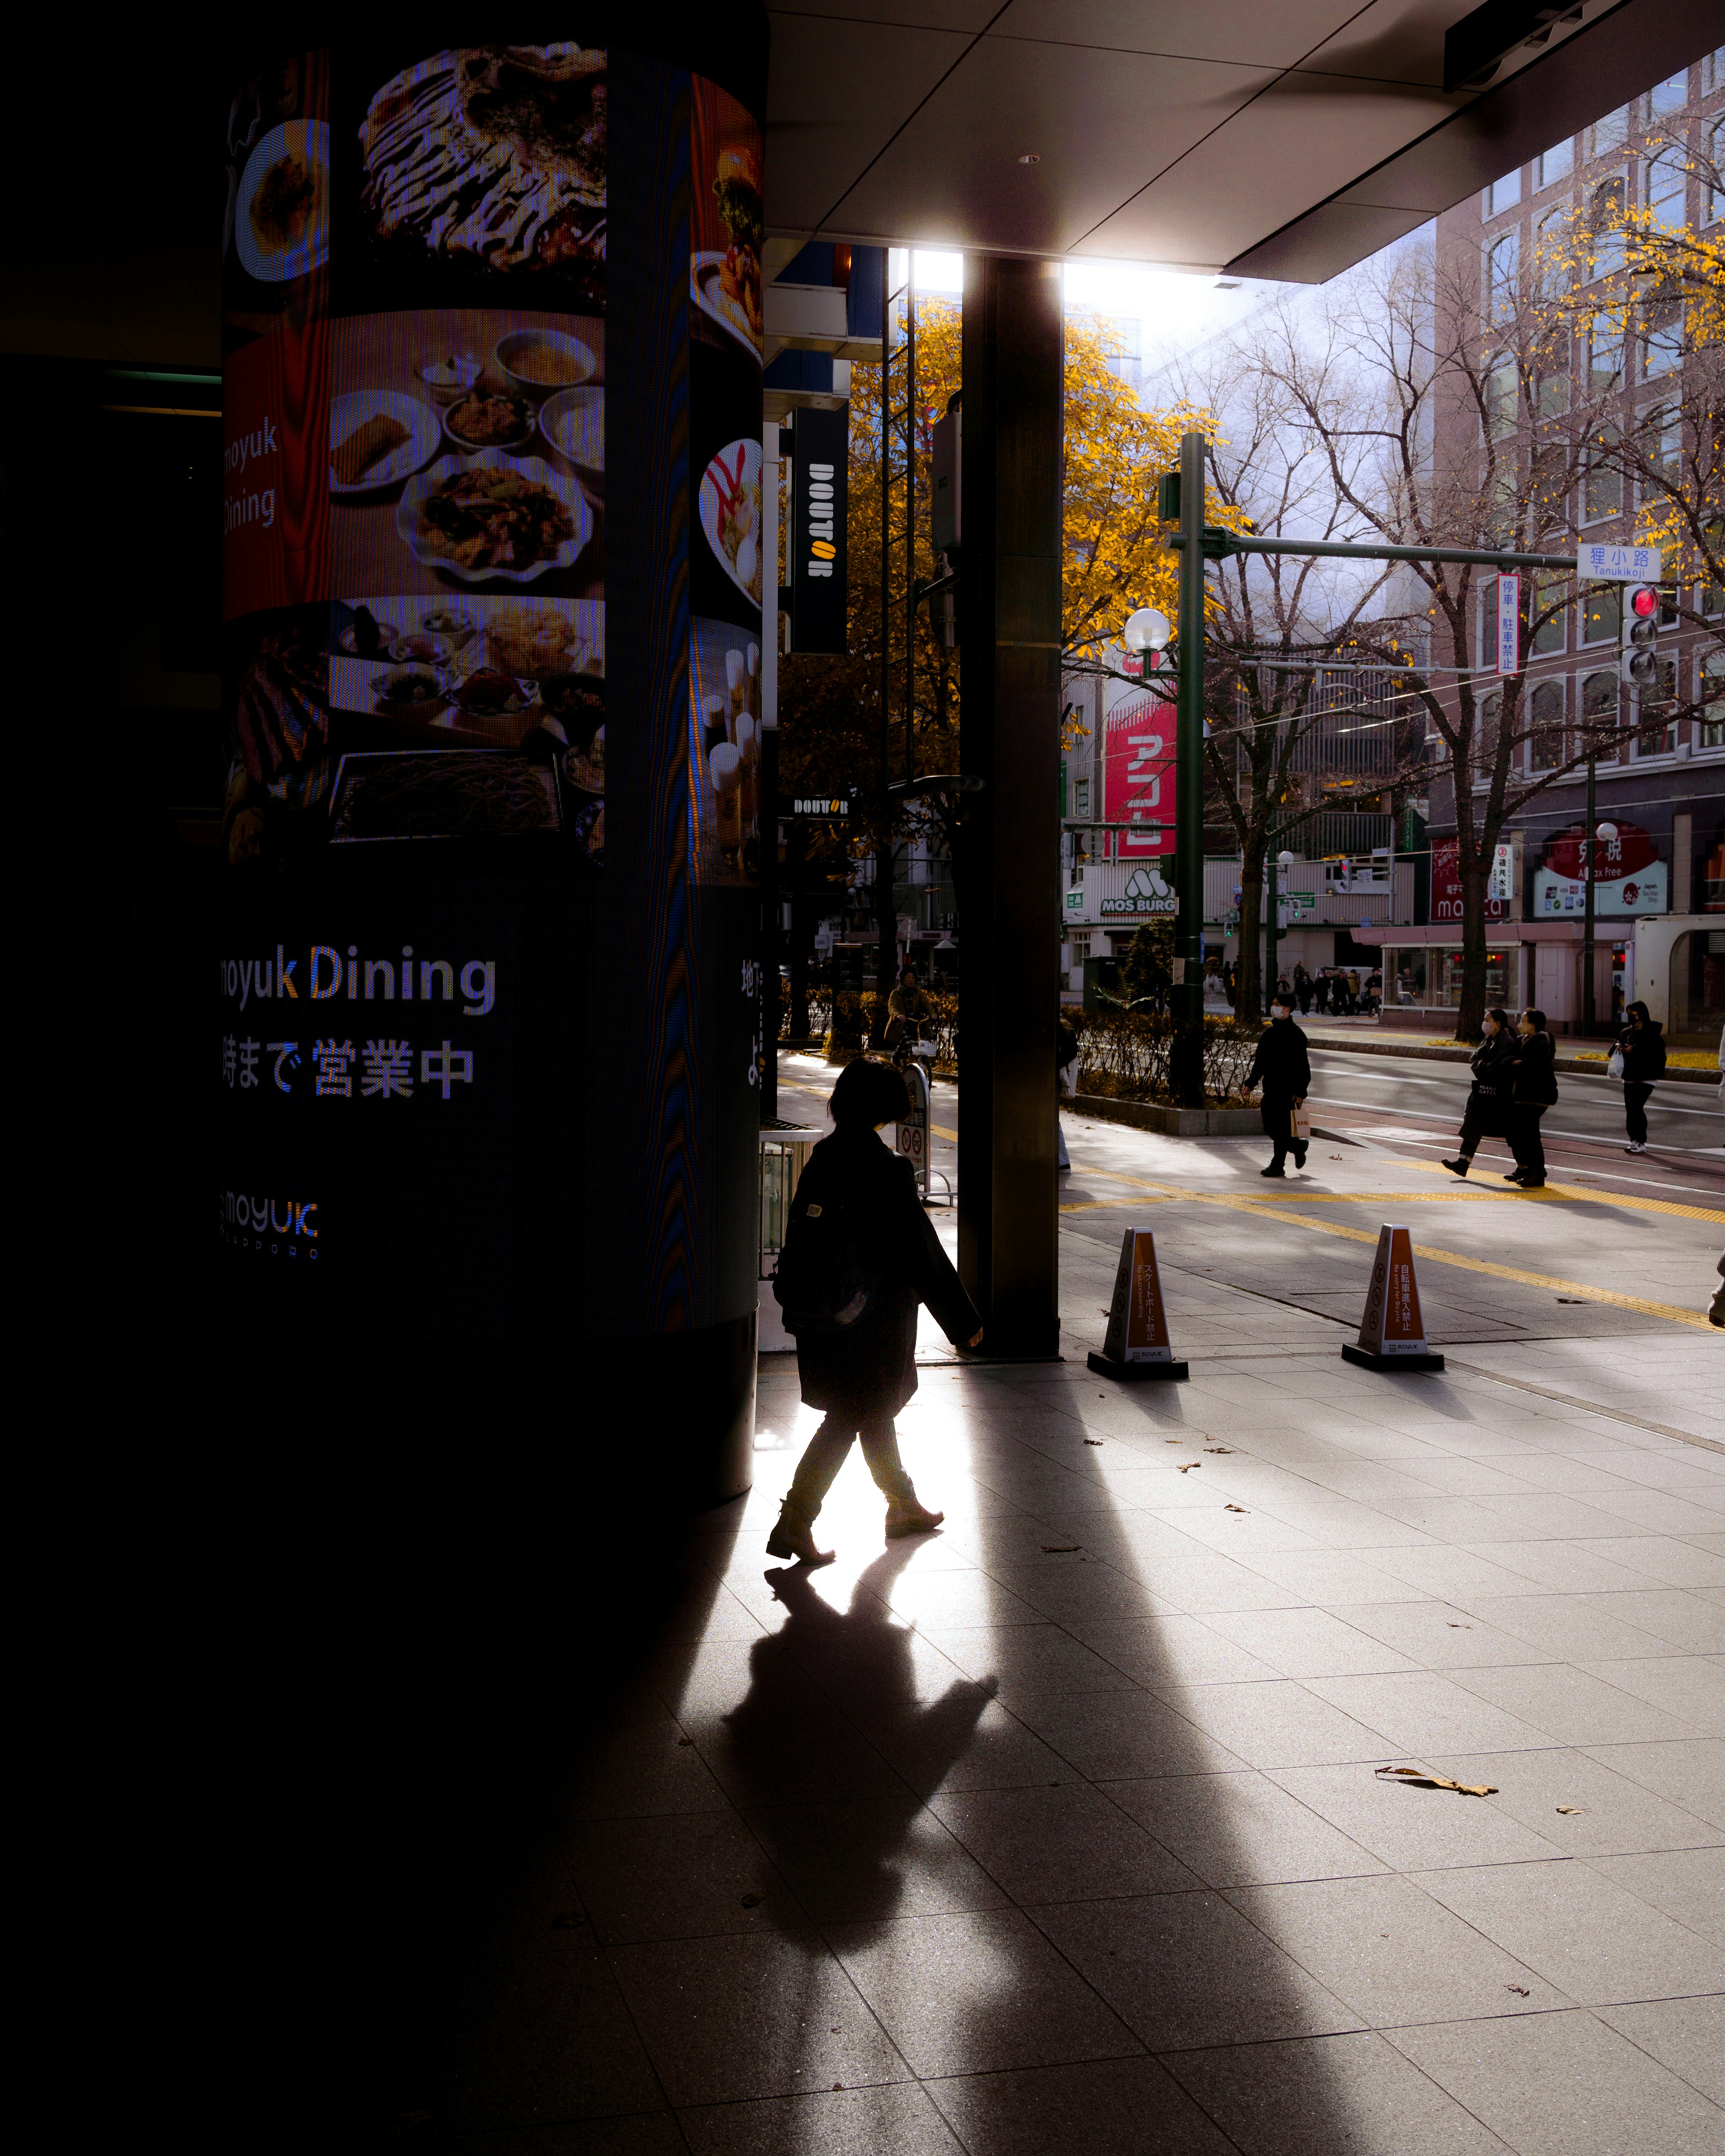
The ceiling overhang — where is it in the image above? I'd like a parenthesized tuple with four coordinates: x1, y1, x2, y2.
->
(765, 0, 1712, 282)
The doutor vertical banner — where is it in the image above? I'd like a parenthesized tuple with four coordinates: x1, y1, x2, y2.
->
(788, 403, 848, 653)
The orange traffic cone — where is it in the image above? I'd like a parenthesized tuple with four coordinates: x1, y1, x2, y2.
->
(1342, 1224, 1446, 1372)
(1088, 1228, 1188, 1382)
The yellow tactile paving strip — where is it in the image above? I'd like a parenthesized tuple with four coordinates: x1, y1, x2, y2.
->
(1056, 1166, 1715, 1331)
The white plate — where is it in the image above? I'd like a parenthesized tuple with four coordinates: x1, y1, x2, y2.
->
(691, 252, 761, 359)
(539, 386, 604, 476)
(699, 438, 763, 609)
(234, 121, 329, 285)
(397, 450, 594, 587)
(329, 392, 442, 496)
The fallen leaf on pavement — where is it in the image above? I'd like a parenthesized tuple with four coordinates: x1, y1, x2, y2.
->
(1447, 1623, 1473, 1630)
(551, 1911, 588, 1929)
(1176, 1463, 1200, 1472)
(1043, 1544, 1081, 1553)
(1225, 1503, 1248, 1512)
(740, 1892, 765, 1908)
(1556, 1805, 1586, 1816)
(1376, 1766, 1498, 1797)
(1506, 1984, 1530, 1996)
(1084, 1439, 1104, 1446)
(1206, 1446, 1234, 1454)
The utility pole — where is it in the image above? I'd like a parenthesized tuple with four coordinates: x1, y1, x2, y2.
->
(1582, 751, 1597, 1037)
(1172, 429, 1207, 1106)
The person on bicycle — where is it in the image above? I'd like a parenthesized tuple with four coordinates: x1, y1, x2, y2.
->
(885, 962, 933, 1050)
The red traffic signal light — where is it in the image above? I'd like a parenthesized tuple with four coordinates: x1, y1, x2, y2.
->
(1620, 584, 1661, 690)
(1628, 584, 1659, 619)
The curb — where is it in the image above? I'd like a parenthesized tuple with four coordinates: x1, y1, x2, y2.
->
(1066, 1094, 1262, 1138)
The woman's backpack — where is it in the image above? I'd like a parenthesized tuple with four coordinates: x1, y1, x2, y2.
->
(771, 1190, 875, 1334)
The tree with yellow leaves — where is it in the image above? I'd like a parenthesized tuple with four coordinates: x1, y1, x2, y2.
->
(777, 299, 1209, 1030)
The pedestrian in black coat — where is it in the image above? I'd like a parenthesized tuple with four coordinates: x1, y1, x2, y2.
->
(1442, 1008, 1515, 1177)
(770, 1058, 982, 1564)
(1614, 1000, 1666, 1154)
(1247, 994, 1312, 1177)
(1505, 1007, 1557, 1187)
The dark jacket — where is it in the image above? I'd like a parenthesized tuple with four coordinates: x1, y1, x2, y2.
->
(790, 1126, 981, 1421)
(1616, 1018, 1667, 1083)
(1509, 1029, 1558, 1106)
(1247, 1017, 1311, 1102)
(1462, 1027, 1516, 1136)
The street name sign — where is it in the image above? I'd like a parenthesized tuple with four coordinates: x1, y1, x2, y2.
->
(1579, 542, 1663, 583)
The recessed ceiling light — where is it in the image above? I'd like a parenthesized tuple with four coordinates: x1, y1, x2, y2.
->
(1017, 153, 1040, 165)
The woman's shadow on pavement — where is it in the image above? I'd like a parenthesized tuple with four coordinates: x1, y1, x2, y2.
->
(717, 1539, 996, 1925)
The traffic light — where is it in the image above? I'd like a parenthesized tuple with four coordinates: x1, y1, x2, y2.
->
(1620, 583, 1660, 693)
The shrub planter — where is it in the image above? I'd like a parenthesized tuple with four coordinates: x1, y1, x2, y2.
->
(1066, 1094, 1262, 1138)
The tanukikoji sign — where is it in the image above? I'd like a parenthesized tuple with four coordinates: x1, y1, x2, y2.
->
(789, 403, 849, 654)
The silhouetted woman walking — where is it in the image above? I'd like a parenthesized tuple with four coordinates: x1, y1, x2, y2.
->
(1442, 1007, 1515, 1178)
(1613, 999, 1666, 1155)
(770, 1058, 982, 1564)
(1505, 1007, 1557, 1188)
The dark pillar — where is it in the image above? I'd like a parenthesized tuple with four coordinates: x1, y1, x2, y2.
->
(958, 256, 1062, 1358)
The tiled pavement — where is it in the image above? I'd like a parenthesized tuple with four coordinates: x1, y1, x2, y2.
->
(412, 1105, 1723, 2156)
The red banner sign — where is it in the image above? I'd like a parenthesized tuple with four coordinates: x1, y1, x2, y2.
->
(1102, 693, 1175, 859)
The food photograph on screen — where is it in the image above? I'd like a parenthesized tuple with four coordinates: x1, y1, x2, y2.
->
(689, 619, 762, 888)
(222, 51, 331, 339)
(341, 43, 606, 312)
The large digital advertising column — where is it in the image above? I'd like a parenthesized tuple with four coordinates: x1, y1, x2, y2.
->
(219, 28, 766, 1492)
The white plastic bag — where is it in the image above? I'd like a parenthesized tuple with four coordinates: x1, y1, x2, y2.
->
(1606, 1047, 1625, 1079)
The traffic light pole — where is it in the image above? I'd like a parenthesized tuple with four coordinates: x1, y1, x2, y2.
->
(1582, 752, 1597, 1037)
(1172, 429, 1207, 1106)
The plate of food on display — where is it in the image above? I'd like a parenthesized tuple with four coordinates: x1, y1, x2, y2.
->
(374, 663, 451, 712)
(358, 46, 606, 296)
(539, 386, 603, 477)
(399, 451, 592, 584)
(335, 606, 402, 657)
(330, 392, 442, 495)
(691, 141, 763, 355)
(235, 119, 329, 283)
(494, 328, 598, 398)
(444, 389, 535, 454)
(699, 439, 763, 607)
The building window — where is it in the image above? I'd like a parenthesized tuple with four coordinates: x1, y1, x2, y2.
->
(1589, 106, 1630, 160)
(1536, 137, 1574, 190)
(1583, 429, 1622, 523)
(1581, 668, 1620, 754)
(1476, 691, 1502, 784)
(1485, 361, 1518, 438)
(1530, 678, 1566, 768)
(1638, 406, 1682, 499)
(1485, 231, 1518, 321)
(1702, 651, 1725, 748)
(1704, 48, 1725, 96)
(1486, 168, 1522, 216)
(1646, 71, 1690, 124)
(1582, 589, 1622, 646)
(1529, 574, 1567, 656)
(1709, 120, 1725, 228)
(1641, 292, 1683, 379)
(1587, 314, 1622, 394)
(1536, 366, 1570, 419)
(1586, 174, 1627, 278)
(1073, 778, 1090, 817)
(1645, 148, 1689, 229)
(1637, 660, 1678, 755)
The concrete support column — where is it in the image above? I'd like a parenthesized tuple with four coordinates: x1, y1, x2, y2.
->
(957, 256, 1062, 1358)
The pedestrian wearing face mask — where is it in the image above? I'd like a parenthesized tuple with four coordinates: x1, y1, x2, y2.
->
(1612, 999, 1666, 1155)
(1504, 1007, 1557, 1189)
(1247, 992, 1311, 1178)
(1441, 1008, 1515, 1178)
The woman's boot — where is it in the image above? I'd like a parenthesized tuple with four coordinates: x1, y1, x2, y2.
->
(766, 1495, 834, 1565)
(883, 1478, 945, 1538)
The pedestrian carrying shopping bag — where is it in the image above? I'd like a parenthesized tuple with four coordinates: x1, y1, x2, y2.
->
(1606, 1047, 1626, 1079)
(772, 1190, 876, 1334)
(1292, 1100, 1312, 1142)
